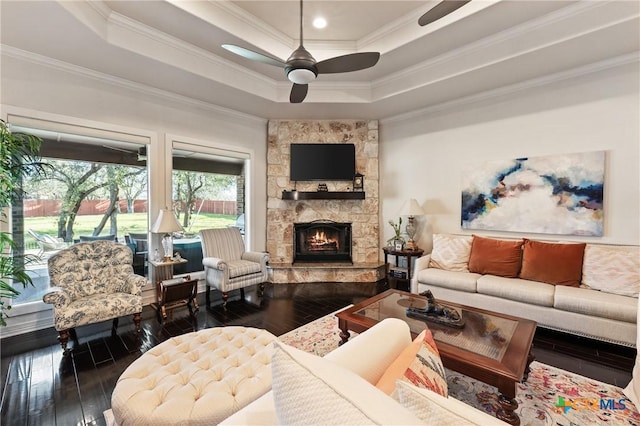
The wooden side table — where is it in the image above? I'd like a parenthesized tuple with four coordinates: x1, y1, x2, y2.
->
(149, 259, 199, 321)
(382, 247, 424, 291)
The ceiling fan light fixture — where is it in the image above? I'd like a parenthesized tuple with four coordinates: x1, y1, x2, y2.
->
(313, 17, 327, 29)
(287, 68, 317, 84)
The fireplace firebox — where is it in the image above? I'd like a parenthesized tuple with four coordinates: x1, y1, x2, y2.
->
(293, 220, 352, 263)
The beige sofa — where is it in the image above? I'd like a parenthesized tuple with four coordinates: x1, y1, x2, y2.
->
(412, 234, 639, 347)
(221, 318, 504, 425)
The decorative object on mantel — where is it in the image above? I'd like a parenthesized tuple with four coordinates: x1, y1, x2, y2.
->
(387, 217, 404, 250)
(399, 198, 425, 251)
(317, 183, 328, 192)
(353, 173, 364, 192)
(461, 151, 605, 236)
(282, 191, 365, 200)
(151, 207, 184, 261)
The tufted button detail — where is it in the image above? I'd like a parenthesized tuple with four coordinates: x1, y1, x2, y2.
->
(112, 326, 277, 425)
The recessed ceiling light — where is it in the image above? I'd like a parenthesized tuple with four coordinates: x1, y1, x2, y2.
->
(313, 17, 327, 29)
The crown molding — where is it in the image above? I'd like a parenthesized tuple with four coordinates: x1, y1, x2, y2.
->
(382, 52, 639, 125)
(372, 0, 636, 101)
(167, 0, 295, 57)
(1, 45, 266, 125)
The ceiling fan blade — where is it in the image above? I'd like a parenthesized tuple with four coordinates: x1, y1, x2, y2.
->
(290, 83, 308, 103)
(418, 0, 471, 27)
(221, 44, 286, 68)
(316, 52, 380, 74)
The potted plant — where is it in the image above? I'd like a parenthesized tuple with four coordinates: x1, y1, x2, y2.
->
(386, 217, 405, 250)
(0, 120, 46, 325)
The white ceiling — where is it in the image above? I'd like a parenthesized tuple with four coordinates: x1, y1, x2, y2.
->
(1, 0, 638, 120)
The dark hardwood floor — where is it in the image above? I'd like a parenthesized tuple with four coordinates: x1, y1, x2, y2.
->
(1, 282, 635, 426)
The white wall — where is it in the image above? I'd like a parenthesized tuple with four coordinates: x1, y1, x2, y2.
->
(380, 62, 640, 253)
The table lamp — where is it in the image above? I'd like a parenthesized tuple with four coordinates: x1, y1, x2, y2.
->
(151, 207, 184, 261)
(400, 198, 425, 251)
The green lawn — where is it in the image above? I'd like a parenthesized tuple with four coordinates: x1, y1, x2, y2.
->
(24, 212, 236, 247)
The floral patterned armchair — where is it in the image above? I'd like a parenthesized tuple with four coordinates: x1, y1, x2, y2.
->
(43, 240, 147, 352)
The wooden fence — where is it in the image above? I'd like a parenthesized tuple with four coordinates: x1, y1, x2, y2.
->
(23, 199, 238, 217)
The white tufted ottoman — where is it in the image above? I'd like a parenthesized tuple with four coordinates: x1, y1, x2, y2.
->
(111, 326, 277, 425)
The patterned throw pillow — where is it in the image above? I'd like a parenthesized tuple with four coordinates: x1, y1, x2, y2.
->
(376, 328, 448, 397)
(429, 234, 472, 272)
(582, 245, 640, 297)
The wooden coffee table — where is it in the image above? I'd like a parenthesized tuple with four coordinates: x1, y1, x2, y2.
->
(336, 289, 536, 425)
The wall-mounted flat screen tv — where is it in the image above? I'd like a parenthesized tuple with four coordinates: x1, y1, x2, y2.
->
(290, 143, 355, 181)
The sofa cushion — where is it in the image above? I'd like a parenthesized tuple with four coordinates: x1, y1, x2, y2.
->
(477, 275, 555, 307)
(416, 268, 480, 293)
(519, 239, 586, 287)
(270, 340, 422, 425)
(429, 234, 472, 272)
(582, 244, 640, 297)
(554, 285, 636, 323)
(624, 296, 640, 409)
(376, 328, 448, 397)
(468, 235, 523, 278)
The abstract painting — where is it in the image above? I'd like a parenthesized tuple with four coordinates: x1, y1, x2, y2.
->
(461, 151, 605, 236)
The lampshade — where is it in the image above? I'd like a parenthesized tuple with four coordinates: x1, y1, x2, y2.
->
(151, 207, 183, 234)
(399, 198, 425, 217)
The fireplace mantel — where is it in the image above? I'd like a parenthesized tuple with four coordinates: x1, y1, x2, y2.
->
(282, 191, 365, 200)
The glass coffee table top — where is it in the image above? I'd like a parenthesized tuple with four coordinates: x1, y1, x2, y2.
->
(355, 291, 518, 361)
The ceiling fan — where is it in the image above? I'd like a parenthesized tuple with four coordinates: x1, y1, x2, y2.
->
(418, 0, 471, 27)
(222, 0, 380, 103)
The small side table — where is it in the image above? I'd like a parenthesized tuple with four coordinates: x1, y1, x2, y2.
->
(149, 259, 199, 321)
(382, 247, 424, 291)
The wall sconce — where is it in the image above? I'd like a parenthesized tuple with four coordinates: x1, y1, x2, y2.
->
(400, 198, 425, 251)
(151, 207, 183, 261)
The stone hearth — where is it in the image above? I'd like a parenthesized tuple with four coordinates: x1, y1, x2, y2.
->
(267, 120, 382, 284)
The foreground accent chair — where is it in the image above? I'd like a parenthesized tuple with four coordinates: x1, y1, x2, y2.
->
(43, 240, 146, 352)
(200, 227, 270, 308)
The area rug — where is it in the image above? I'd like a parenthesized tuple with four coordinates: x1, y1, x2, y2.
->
(279, 310, 640, 426)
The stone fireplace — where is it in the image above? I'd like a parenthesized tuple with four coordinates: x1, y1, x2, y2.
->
(294, 220, 352, 263)
(266, 120, 384, 283)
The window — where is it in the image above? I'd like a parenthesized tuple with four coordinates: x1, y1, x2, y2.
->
(10, 125, 149, 310)
(168, 140, 248, 275)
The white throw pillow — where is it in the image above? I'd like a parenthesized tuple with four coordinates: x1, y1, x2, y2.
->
(582, 245, 640, 297)
(395, 381, 505, 425)
(429, 234, 472, 272)
(270, 340, 423, 425)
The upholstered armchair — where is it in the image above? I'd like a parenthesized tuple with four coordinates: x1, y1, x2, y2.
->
(43, 240, 146, 352)
(200, 227, 270, 308)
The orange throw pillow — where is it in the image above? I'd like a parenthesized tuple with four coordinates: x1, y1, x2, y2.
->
(519, 239, 586, 287)
(376, 329, 424, 395)
(468, 235, 523, 278)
